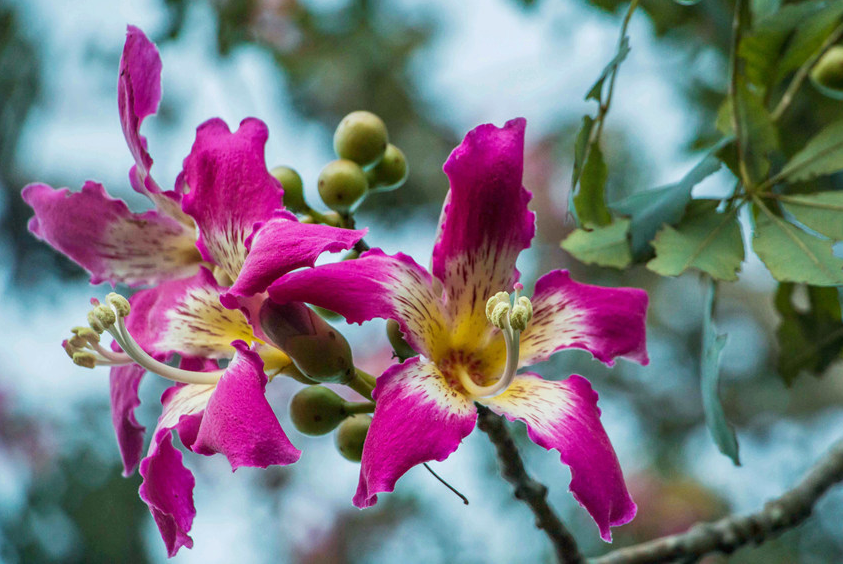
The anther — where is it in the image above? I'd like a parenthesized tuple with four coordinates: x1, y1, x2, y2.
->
(510, 296, 533, 332)
(72, 326, 101, 345)
(106, 293, 131, 317)
(72, 351, 98, 368)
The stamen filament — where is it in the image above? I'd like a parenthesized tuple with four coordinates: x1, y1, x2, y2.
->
(108, 316, 224, 385)
(456, 318, 521, 399)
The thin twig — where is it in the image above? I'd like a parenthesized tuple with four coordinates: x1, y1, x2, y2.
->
(728, 0, 753, 190)
(771, 20, 843, 123)
(476, 405, 585, 564)
(590, 437, 843, 564)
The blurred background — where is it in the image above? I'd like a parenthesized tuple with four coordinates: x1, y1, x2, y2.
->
(1, 0, 843, 562)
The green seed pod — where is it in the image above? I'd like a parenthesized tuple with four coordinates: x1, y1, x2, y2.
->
(811, 46, 843, 100)
(386, 319, 417, 361)
(260, 300, 355, 384)
(321, 211, 343, 227)
(271, 166, 308, 213)
(333, 111, 389, 168)
(335, 414, 372, 462)
(366, 144, 408, 192)
(318, 159, 368, 212)
(290, 386, 348, 436)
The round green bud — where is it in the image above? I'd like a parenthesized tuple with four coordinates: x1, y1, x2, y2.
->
(271, 166, 308, 213)
(290, 386, 348, 436)
(321, 211, 343, 227)
(366, 144, 408, 192)
(335, 414, 372, 462)
(333, 111, 389, 167)
(386, 319, 417, 361)
(318, 159, 368, 212)
(811, 46, 843, 100)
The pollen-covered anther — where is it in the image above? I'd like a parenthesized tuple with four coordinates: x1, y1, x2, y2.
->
(72, 326, 101, 345)
(72, 351, 98, 368)
(106, 293, 131, 317)
(510, 296, 533, 332)
(486, 292, 512, 329)
(88, 304, 116, 333)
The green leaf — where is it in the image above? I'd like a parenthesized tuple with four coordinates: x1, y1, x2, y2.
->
(751, 201, 843, 285)
(585, 36, 630, 102)
(574, 143, 612, 227)
(734, 81, 779, 183)
(701, 279, 740, 465)
(738, 0, 828, 93)
(646, 201, 744, 281)
(571, 115, 595, 190)
(611, 143, 724, 259)
(775, 1, 843, 84)
(778, 120, 843, 182)
(561, 219, 632, 269)
(775, 283, 843, 385)
(779, 191, 843, 240)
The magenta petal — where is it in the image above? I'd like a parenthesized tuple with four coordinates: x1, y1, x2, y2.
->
(224, 215, 366, 301)
(193, 341, 301, 469)
(109, 364, 146, 476)
(119, 25, 162, 196)
(139, 429, 196, 557)
(481, 373, 636, 542)
(139, 384, 211, 558)
(22, 181, 200, 286)
(126, 268, 254, 359)
(519, 270, 649, 367)
(181, 118, 284, 279)
(353, 358, 476, 508)
(267, 249, 448, 359)
(432, 118, 535, 335)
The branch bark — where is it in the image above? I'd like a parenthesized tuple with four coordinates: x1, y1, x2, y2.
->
(476, 405, 585, 564)
(591, 437, 843, 564)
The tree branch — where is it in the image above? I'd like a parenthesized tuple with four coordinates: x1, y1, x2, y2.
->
(476, 405, 585, 564)
(590, 437, 843, 564)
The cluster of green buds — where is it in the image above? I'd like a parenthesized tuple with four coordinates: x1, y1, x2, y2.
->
(270, 111, 409, 226)
(288, 385, 373, 461)
(811, 46, 843, 100)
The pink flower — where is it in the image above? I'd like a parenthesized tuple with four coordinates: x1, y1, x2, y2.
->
(24, 26, 363, 557)
(267, 119, 649, 541)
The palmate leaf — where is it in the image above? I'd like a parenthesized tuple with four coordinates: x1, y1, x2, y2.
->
(611, 142, 724, 259)
(560, 218, 631, 269)
(701, 279, 740, 465)
(751, 201, 843, 285)
(647, 201, 744, 281)
(778, 120, 843, 182)
(775, 283, 843, 385)
(779, 191, 843, 240)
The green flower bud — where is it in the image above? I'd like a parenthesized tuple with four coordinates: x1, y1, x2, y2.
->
(335, 414, 372, 462)
(321, 211, 343, 227)
(386, 319, 417, 361)
(811, 46, 843, 100)
(271, 166, 308, 213)
(366, 144, 408, 192)
(290, 386, 348, 436)
(318, 159, 368, 212)
(333, 111, 389, 168)
(260, 300, 354, 384)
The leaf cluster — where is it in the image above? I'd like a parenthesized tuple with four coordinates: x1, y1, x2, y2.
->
(561, 0, 843, 462)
